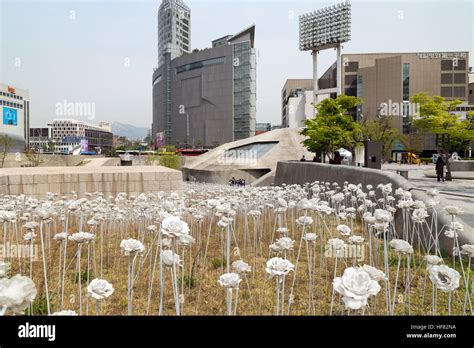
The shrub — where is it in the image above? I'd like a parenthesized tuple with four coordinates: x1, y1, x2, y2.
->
(72, 270, 92, 284)
(159, 154, 180, 170)
(211, 258, 226, 269)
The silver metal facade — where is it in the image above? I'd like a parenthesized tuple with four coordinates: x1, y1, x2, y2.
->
(152, 26, 256, 148)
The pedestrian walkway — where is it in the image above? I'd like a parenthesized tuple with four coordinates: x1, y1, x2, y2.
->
(383, 163, 474, 232)
(423, 171, 474, 180)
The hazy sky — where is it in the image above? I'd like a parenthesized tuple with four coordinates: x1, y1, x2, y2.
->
(0, 0, 472, 128)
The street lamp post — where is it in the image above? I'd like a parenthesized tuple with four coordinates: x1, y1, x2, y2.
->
(312, 49, 318, 115)
(178, 104, 190, 148)
(180, 112, 190, 148)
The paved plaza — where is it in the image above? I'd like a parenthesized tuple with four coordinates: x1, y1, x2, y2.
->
(383, 163, 474, 230)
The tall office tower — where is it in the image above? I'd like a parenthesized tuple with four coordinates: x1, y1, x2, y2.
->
(152, 25, 256, 148)
(157, 0, 191, 144)
(157, 0, 191, 67)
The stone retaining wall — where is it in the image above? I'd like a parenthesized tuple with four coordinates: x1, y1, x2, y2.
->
(0, 166, 183, 199)
(451, 161, 474, 172)
(1, 153, 106, 168)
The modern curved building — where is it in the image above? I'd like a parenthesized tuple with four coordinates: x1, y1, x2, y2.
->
(181, 127, 312, 186)
(152, 23, 256, 148)
(0, 83, 30, 152)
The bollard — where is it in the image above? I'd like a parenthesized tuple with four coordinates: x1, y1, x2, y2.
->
(398, 170, 408, 180)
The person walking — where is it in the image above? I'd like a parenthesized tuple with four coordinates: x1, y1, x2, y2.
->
(435, 156, 445, 182)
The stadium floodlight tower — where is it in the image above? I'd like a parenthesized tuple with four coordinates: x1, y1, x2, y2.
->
(299, 1, 351, 109)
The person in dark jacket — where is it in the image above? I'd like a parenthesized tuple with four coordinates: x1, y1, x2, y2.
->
(330, 151, 343, 165)
(435, 156, 445, 182)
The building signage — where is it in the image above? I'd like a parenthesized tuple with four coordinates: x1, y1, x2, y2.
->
(156, 132, 164, 148)
(80, 139, 89, 152)
(3, 107, 18, 126)
(416, 52, 467, 59)
(7, 86, 15, 94)
(61, 136, 85, 143)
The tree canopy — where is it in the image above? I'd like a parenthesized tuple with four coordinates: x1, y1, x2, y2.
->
(300, 95, 362, 159)
(360, 116, 403, 160)
(410, 92, 474, 178)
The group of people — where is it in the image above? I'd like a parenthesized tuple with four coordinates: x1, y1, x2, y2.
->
(300, 155, 320, 162)
(229, 177, 246, 187)
(300, 151, 343, 165)
(301, 151, 449, 183)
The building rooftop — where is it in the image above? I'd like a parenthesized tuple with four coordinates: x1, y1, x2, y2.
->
(228, 24, 255, 48)
(50, 119, 112, 133)
(341, 50, 469, 56)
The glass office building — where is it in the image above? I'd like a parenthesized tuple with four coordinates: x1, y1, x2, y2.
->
(152, 25, 256, 148)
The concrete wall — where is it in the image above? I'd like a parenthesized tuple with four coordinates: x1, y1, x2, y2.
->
(1, 153, 107, 168)
(183, 167, 262, 185)
(0, 166, 183, 199)
(275, 161, 473, 251)
(451, 161, 474, 172)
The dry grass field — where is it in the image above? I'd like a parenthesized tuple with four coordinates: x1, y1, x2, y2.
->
(1, 182, 472, 316)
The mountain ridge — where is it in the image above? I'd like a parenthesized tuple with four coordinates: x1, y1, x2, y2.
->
(111, 122, 149, 140)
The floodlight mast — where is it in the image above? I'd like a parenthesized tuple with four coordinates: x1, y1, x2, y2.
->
(313, 49, 318, 110)
(336, 45, 342, 96)
(299, 1, 351, 113)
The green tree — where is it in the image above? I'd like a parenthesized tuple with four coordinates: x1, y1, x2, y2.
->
(402, 130, 424, 161)
(361, 116, 403, 161)
(0, 134, 13, 168)
(410, 93, 474, 180)
(158, 154, 181, 170)
(24, 145, 42, 167)
(300, 95, 363, 163)
(47, 140, 57, 153)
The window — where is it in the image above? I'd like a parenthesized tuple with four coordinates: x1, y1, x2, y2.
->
(345, 88, 356, 96)
(356, 75, 363, 120)
(176, 56, 226, 74)
(402, 63, 410, 101)
(344, 74, 357, 86)
(441, 60, 453, 71)
(345, 61, 359, 73)
(226, 141, 278, 159)
(454, 59, 466, 70)
(441, 87, 452, 98)
(453, 87, 465, 98)
(441, 74, 453, 84)
(453, 73, 466, 84)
